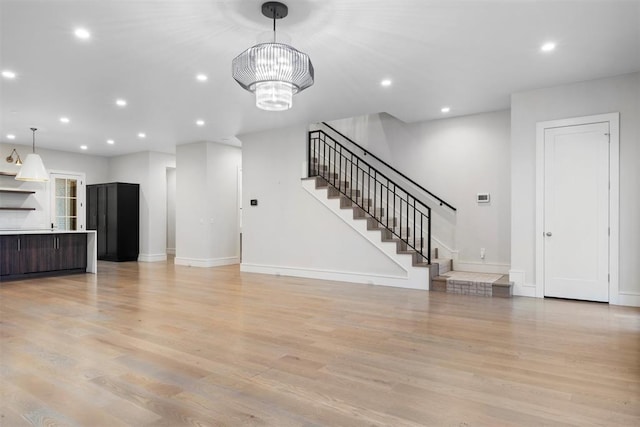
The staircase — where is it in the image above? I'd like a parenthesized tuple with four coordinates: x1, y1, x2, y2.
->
(302, 176, 433, 290)
(307, 124, 513, 297)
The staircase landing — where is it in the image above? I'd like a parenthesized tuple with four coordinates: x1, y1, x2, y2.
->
(432, 271, 513, 298)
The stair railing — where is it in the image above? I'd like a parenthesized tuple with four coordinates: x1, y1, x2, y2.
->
(320, 122, 456, 212)
(308, 129, 431, 263)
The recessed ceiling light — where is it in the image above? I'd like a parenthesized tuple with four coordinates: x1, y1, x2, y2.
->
(74, 27, 91, 40)
(6, 134, 16, 140)
(380, 79, 392, 87)
(541, 42, 556, 52)
(80, 145, 88, 150)
(138, 132, 146, 139)
(196, 73, 208, 82)
(107, 139, 115, 145)
(1, 70, 16, 79)
(441, 106, 451, 113)
(60, 117, 70, 124)
(196, 119, 205, 126)
(115, 99, 127, 107)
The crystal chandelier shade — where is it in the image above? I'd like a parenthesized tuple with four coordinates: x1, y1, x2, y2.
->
(231, 2, 314, 111)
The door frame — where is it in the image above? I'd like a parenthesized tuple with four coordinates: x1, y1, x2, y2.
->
(535, 113, 619, 303)
(49, 170, 86, 231)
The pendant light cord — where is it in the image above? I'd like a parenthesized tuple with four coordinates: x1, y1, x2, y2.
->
(31, 128, 37, 153)
(273, 13, 276, 42)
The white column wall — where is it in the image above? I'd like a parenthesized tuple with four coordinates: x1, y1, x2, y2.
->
(166, 167, 176, 255)
(510, 72, 640, 304)
(175, 141, 241, 267)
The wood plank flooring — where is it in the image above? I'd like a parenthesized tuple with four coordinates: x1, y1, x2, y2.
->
(1, 260, 639, 426)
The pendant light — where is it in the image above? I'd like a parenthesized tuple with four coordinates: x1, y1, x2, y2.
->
(16, 128, 49, 182)
(232, 2, 314, 111)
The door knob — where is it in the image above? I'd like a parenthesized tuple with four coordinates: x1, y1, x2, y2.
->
(545, 232, 552, 236)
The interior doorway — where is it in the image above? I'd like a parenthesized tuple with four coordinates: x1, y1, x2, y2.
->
(49, 172, 85, 231)
(536, 113, 619, 303)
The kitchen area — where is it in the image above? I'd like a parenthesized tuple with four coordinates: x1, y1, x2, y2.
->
(0, 168, 97, 280)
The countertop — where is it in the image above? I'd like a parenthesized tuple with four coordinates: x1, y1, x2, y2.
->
(0, 229, 96, 235)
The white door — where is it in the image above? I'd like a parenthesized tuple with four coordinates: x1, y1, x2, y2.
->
(50, 172, 86, 231)
(543, 122, 609, 302)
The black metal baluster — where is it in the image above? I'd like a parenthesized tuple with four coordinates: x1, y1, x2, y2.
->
(338, 145, 342, 194)
(413, 198, 416, 250)
(386, 181, 390, 229)
(427, 208, 431, 263)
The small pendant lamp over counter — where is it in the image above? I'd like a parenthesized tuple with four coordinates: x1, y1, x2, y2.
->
(232, 2, 314, 111)
(16, 127, 49, 182)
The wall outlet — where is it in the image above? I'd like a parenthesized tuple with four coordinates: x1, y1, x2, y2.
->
(480, 248, 486, 259)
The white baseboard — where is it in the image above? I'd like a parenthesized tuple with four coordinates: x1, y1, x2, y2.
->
(166, 247, 176, 255)
(138, 253, 167, 262)
(509, 269, 525, 286)
(513, 284, 536, 297)
(615, 291, 640, 307)
(240, 263, 430, 291)
(508, 269, 536, 297)
(454, 261, 510, 274)
(431, 236, 457, 260)
(175, 256, 239, 268)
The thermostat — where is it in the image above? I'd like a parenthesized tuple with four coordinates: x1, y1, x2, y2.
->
(477, 193, 490, 203)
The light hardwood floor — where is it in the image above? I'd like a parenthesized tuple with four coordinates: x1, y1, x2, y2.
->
(1, 261, 639, 426)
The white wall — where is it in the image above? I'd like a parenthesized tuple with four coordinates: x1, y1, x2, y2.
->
(166, 167, 176, 255)
(108, 151, 176, 262)
(328, 110, 512, 273)
(510, 72, 640, 304)
(175, 141, 241, 267)
(239, 125, 411, 283)
(0, 143, 109, 230)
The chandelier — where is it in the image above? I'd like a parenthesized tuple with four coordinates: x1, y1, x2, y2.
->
(232, 2, 314, 111)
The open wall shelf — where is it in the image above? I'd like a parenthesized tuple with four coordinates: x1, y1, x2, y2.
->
(0, 175, 37, 211)
(0, 188, 36, 194)
(0, 207, 36, 211)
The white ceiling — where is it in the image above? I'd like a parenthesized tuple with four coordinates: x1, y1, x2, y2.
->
(1, 0, 639, 156)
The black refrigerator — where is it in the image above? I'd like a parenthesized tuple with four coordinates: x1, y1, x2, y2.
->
(86, 182, 139, 261)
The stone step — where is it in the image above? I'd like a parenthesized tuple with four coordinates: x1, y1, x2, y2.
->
(431, 272, 512, 298)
